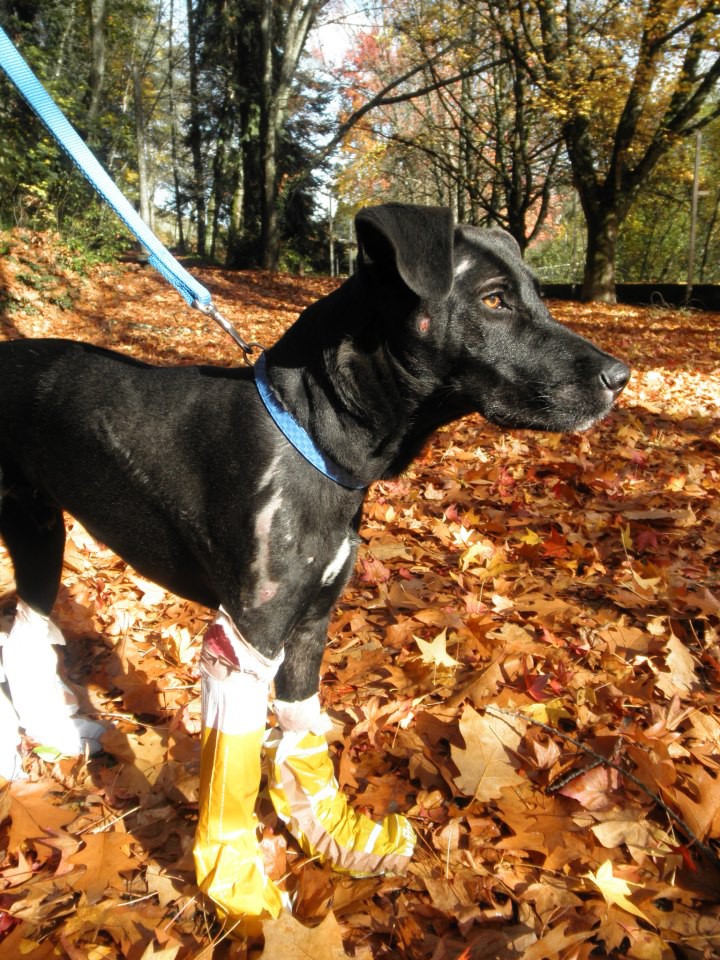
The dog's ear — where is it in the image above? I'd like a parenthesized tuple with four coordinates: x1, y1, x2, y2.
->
(488, 227, 523, 260)
(458, 224, 524, 261)
(355, 203, 454, 301)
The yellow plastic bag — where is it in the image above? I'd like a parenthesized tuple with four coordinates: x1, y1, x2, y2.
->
(193, 615, 285, 922)
(195, 723, 283, 920)
(267, 714, 415, 877)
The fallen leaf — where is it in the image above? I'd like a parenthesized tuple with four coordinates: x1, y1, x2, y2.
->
(260, 909, 349, 959)
(584, 860, 652, 923)
(451, 705, 526, 802)
(558, 764, 620, 811)
(414, 629, 460, 669)
(7, 782, 77, 852)
(68, 832, 137, 902)
(655, 633, 699, 696)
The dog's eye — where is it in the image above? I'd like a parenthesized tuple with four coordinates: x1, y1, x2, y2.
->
(482, 292, 504, 310)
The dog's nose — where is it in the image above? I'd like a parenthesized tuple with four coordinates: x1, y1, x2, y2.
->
(599, 360, 631, 396)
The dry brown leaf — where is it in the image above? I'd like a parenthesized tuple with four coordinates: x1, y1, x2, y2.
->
(260, 909, 349, 959)
(68, 832, 137, 902)
(658, 633, 700, 696)
(2, 234, 720, 958)
(6, 782, 78, 851)
(451, 705, 526, 802)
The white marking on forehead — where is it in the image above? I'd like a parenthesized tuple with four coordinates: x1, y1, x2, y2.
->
(252, 489, 283, 606)
(454, 258, 472, 277)
(321, 536, 352, 587)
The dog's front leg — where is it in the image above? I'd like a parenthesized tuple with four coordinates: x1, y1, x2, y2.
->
(193, 609, 286, 921)
(267, 631, 416, 878)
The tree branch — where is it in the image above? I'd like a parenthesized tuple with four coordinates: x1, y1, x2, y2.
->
(309, 54, 506, 167)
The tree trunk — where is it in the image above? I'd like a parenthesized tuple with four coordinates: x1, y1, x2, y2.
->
(257, 0, 325, 271)
(260, 143, 279, 270)
(86, 0, 107, 125)
(209, 111, 229, 259)
(186, 0, 206, 257)
(167, 0, 185, 252)
(581, 207, 619, 303)
(259, 0, 279, 271)
(699, 189, 719, 282)
(132, 60, 152, 228)
(54, 1, 77, 81)
(226, 155, 245, 268)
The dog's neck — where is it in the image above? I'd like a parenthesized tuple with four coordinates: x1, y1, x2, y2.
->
(263, 273, 468, 486)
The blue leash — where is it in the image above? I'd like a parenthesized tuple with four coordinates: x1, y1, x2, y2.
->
(0, 25, 255, 357)
(0, 26, 363, 490)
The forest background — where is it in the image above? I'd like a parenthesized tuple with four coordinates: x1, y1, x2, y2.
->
(0, 0, 719, 303)
(1, 2, 720, 957)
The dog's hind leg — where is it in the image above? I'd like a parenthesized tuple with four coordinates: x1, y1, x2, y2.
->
(0, 655, 24, 779)
(0, 485, 66, 616)
(0, 487, 105, 762)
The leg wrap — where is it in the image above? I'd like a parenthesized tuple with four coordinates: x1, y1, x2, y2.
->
(267, 695, 416, 877)
(193, 611, 285, 921)
(0, 652, 24, 781)
(0, 600, 105, 758)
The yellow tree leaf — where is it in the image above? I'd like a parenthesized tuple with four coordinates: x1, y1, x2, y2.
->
(414, 629, 459, 669)
(520, 528, 542, 545)
(584, 860, 652, 923)
(138, 942, 181, 960)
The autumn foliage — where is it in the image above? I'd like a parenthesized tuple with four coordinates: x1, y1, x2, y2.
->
(0, 231, 719, 959)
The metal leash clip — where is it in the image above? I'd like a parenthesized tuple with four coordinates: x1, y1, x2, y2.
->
(195, 300, 263, 364)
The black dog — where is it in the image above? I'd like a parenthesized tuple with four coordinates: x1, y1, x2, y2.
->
(0, 203, 628, 884)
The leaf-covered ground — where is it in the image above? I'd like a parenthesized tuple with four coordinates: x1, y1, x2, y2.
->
(0, 231, 718, 960)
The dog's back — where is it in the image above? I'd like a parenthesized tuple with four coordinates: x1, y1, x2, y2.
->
(0, 338, 263, 606)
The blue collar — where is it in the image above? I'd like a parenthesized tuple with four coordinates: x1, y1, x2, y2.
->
(253, 353, 367, 491)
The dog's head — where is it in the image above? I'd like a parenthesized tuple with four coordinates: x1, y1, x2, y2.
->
(355, 203, 630, 433)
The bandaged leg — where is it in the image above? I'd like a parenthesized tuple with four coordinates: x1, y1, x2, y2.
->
(267, 694, 416, 877)
(193, 611, 285, 921)
(0, 653, 24, 781)
(0, 600, 105, 758)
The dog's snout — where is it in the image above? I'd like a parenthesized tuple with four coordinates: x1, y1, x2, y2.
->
(599, 359, 631, 396)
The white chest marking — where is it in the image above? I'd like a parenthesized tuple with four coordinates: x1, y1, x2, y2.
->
(321, 537, 352, 587)
(252, 490, 283, 606)
(259, 454, 282, 491)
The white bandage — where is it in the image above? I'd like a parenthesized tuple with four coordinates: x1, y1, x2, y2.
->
(272, 694, 332, 734)
(0, 655, 24, 780)
(0, 600, 105, 757)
